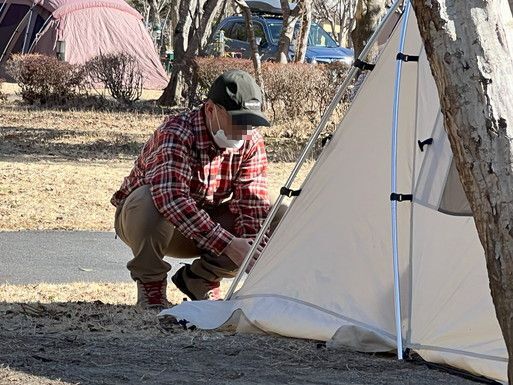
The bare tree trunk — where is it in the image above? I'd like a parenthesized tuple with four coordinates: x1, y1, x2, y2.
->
(312, 0, 337, 41)
(342, 0, 356, 48)
(158, 0, 223, 106)
(158, 0, 190, 106)
(168, 1, 179, 52)
(148, 0, 161, 46)
(295, 0, 312, 63)
(339, 0, 345, 46)
(235, 0, 266, 109)
(351, 0, 386, 58)
(411, 0, 513, 381)
(327, 17, 337, 42)
(276, 0, 301, 63)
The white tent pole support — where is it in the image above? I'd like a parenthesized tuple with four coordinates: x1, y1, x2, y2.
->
(0, 4, 37, 64)
(27, 16, 53, 54)
(225, 0, 404, 301)
(390, 0, 412, 361)
(21, 9, 33, 54)
(0, 1, 7, 20)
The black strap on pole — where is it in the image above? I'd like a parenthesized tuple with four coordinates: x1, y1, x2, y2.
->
(390, 193, 413, 202)
(417, 138, 433, 152)
(396, 52, 419, 62)
(280, 187, 302, 198)
(321, 134, 333, 148)
(353, 59, 376, 71)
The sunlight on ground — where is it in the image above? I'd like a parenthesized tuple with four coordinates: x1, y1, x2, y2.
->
(0, 281, 231, 306)
(2, 82, 164, 102)
(0, 160, 310, 231)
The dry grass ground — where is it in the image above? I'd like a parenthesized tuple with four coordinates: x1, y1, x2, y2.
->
(0, 86, 309, 231)
(0, 283, 482, 385)
(0, 83, 483, 384)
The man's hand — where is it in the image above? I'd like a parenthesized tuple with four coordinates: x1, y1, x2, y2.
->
(224, 237, 264, 268)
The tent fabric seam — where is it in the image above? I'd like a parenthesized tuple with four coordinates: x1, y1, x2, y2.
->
(233, 293, 396, 342)
(437, 207, 473, 217)
(406, 41, 424, 347)
(221, 296, 507, 363)
(52, 2, 141, 19)
(407, 343, 507, 363)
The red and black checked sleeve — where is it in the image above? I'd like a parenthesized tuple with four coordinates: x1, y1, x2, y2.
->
(229, 135, 271, 239)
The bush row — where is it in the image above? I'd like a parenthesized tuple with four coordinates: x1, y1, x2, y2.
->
(4, 54, 351, 122)
(195, 57, 350, 122)
(5, 53, 143, 105)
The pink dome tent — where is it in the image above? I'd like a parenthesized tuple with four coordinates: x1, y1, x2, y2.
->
(0, 0, 169, 89)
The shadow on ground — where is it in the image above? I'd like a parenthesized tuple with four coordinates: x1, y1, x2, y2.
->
(2, 95, 182, 115)
(0, 127, 143, 161)
(0, 126, 325, 163)
(0, 301, 491, 385)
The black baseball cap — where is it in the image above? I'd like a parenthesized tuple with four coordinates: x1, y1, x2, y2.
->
(207, 69, 271, 127)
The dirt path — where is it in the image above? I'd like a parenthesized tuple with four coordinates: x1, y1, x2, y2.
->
(0, 301, 485, 385)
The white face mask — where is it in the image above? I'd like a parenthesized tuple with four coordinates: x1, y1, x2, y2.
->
(210, 108, 244, 149)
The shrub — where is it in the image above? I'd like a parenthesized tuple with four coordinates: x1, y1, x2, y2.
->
(195, 57, 253, 98)
(194, 57, 350, 122)
(6, 54, 86, 104)
(85, 52, 143, 105)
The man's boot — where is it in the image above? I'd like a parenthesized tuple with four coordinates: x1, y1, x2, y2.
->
(136, 279, 170, 309)
(171, 265, 221, 301)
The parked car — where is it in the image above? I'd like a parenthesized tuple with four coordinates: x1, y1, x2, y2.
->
(205, 14, 354, 65)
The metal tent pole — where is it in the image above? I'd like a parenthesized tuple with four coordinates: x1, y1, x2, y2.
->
(0, 1, 7, 18)
(0, 3, 38, 64)
(27, 15, 52, 54)
(225, 0, 404, 300)
(21, 9, 33, 53)
(390, 0, 412, 361)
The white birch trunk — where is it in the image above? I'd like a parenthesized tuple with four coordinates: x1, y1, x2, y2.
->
(276, 0, 301, 63)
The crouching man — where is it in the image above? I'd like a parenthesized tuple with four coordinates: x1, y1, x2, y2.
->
(111, 70, 276, 308)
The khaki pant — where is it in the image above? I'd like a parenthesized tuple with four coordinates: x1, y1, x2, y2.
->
(114, 185, 286, 284)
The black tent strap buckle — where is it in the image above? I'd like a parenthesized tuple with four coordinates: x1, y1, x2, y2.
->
(280, 187, 302, 198)
(353, 59, 375, 71)
(396, 52, 419, 62)
(390, 193, 413, 202)
(418, 138, 433, 152)
(321, 134, 333, 148)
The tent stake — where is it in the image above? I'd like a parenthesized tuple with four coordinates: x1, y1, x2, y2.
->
(225, 0, 404, 300)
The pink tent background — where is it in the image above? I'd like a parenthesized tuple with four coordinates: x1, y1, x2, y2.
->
(0, 0, 169, 89)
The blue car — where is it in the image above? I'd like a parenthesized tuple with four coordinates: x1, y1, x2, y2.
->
(206, 14, 354, 65)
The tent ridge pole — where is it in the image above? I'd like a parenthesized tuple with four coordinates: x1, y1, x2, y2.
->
(225, 0, 404, 301)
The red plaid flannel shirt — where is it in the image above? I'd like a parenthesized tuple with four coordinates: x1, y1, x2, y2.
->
(111, 106, 270, 256)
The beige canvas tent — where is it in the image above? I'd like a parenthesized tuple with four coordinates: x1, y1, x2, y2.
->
(0, 0, 168, 89)
(160, 2, 511, 383)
